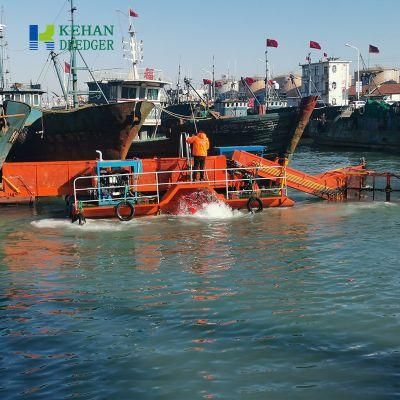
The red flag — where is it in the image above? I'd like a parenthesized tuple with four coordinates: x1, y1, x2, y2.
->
(245, 77, 255, 85)
(129, 8, 139, 17)
(214, 81, 222, 88)
(64, 61, 71, 73)
(309, 40, 321, 50)
(369, 44, 379, 54)
(203, 79, 212, 85)
(266, 38, 278, 48)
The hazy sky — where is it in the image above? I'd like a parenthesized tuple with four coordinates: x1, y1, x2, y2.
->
(2, 0, 400, 95)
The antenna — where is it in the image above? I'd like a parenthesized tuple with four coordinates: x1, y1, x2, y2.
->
(0, 6, 6, 89)
(70, 0, 78, 108)
(177, 61, 181, 104)
(127, 12, 142, 79)
(212, 55, 215, 101)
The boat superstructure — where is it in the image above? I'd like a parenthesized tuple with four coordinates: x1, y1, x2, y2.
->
(6, 2, 154, 163)
(87, 11, 170, 141)
(0, 23, 44, 109)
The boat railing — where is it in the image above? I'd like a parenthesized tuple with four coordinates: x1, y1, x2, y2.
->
(72, 165, 287, 208)
(92, 68, 167, 83)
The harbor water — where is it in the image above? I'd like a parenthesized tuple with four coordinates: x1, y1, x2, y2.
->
(1, 146, 400, 399)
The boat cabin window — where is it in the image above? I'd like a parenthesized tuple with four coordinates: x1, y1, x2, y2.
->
(14, 94, 21, 101)
(33, 94, 40, 106)
(121, 86, 137, 99)
(332, 82, 337, 90)
(109, 86, 117, 100)
(139, 87, 146, 99)
(147, 88, 159, 100)
(4, 94, 10, 100)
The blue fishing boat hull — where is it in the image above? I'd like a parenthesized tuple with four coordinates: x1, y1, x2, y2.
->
(0, 101, 31, 169)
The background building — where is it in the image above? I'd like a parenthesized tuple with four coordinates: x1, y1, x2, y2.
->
(301, 58, 350, 106)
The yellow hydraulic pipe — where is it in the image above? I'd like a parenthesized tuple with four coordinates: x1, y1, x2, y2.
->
(2, 177, 21, 193)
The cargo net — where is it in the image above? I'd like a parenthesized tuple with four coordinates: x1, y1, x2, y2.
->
(346, 173, 400, 202)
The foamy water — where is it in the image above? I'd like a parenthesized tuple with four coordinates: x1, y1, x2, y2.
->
(31, 218, 147, 232)
(190, 201, 244, 219)
(31, 200, 245, 231)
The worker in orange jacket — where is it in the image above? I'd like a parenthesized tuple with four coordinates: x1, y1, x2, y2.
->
(186, 131, 210, 181)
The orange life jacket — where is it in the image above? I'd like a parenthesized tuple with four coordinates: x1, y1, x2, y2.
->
(186, 133, 209, 157)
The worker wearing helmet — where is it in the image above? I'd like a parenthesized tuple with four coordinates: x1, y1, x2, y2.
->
(186, 131, 210, 181)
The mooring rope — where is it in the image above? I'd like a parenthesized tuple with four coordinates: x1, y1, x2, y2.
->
(152, 103, 211, 121)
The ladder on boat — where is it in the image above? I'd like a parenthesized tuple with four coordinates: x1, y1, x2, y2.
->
(231, 150, 366, 200)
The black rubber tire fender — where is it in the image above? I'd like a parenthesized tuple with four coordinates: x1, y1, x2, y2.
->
(115, 201, 135, 221)
(247, 197, 263, 213)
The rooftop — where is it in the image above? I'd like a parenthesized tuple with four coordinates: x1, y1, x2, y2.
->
(348, 83, 400, 96)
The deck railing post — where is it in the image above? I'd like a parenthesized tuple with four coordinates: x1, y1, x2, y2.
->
(386, 174, 391, 202)
(372, 175, 375, 201)
(156, 172, 160, 204)
(73, 178, 77, 207)
(225, 169, 229, 199)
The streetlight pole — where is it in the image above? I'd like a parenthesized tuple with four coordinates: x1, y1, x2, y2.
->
(265, 47, 269, 107)
(345, 43, 360, 101)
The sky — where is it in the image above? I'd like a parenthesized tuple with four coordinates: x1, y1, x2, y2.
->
(2, 0, 400, 95)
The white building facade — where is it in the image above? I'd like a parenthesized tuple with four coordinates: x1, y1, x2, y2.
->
(301, 59, 351, 106)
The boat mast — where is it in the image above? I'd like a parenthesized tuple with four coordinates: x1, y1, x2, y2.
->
(184, 77, 207, 104)
(50, 51, 69, 105)
(265, 45, 269, 107)
(0, 7, 6, 90)
(128, 13, 142, 80)
(176, 62, 181, 104)
(70, 0, 78, 108)
(307, 52, 311, 96)
(212, 55, 215, 101)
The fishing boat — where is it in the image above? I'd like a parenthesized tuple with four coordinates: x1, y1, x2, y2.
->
(7, 100, 154, 162)
(4, 2, 154, 163)
(128, 95, 318, 159)
(0, 100, 31, 169)
(309, 99, 400, 150)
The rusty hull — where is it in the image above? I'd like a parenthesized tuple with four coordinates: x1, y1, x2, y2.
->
(7, 101, 154, 162)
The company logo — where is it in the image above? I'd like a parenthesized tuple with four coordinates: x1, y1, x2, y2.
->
(29, 24, 114, 51)
(29, 24, 55, 50)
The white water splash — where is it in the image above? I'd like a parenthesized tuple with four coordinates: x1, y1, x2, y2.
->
(31, 218, 145, 232)
(189, 201, 243, 220)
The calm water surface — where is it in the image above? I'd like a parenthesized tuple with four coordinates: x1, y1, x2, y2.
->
(1, 147, 400, 399)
